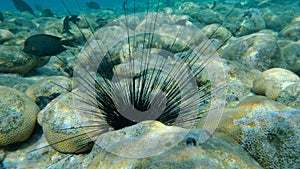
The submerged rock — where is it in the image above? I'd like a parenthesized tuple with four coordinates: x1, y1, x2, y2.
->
(25, 76, 72, 101)
(235, 15, 266, 36)
(221, 32, 280, 71)
(218, 96, 300, 169)
(0, 86, 39, 146)
(202, 24, 232, 46)
(0, 29, 14, 44)
(262, 9, 288, 31)
(88, 121, 262, 169)
(252, 68, 300, 108)
(38, 92, 97, 153)
(278, 40, 300, 73)
(280, 19, 300, 41)
(0, 73, 41, 92)
(193, 9, 223, 25)
(0, 45, 37, 74)
(2, 132, 91, 169)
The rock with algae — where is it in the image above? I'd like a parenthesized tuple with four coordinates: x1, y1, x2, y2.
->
(221, 32, 280, 71)
(280, 17, 300, 41)
(253, 68, 300, 108)
(218, 96, 300, 169)
(2, 132, 91, 169)
(25, 76, 73, 101)
(277, 40, 300, 74)
(87, 121, 262, 169)
(0, 45, 37, 74)
(38, 92, 98, 153)
(0, 86, 39, 146)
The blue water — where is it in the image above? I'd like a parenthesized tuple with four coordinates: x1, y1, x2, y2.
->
(1, 0, 132, 13)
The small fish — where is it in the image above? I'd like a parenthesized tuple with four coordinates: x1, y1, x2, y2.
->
(11, 0, 35, 16)
(210, 1, 217, 9)
(0, 12, 4, 22)
(23, 34, 67, 57)
(41, 9, 54, 17)
(68, 15, 80, 24)
(86, 1, 100, 10)
(63, 15, 80, 33)
(63, 16, 71, 33)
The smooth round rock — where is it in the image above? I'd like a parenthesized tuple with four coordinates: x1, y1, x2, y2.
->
(202, 24, 232, 45)
(252, 68, 299, 97)
(38, 92, 95, 153)
(0, 29, 14, 44)
(0, 86, 39, 146)
(25, 76, 73, 101)
(235, 16, 266, 36)
(262, 9, 288, 31)
(0, 45, 37, 74)
(280, 21, 300, 41)
(278, 40, 300, 73)
(221, 32, 280, 71)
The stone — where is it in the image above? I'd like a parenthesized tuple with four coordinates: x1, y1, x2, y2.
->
(38, 92, 98, 153)
(235, 16, 266, 36)
(87, 121, 262, 169)
(262, 9, 288, 32)
(193, 9, 223, 25)
(0, 86, 39, 146)
(280, 21, 300, 41)
(0, 45, 37, 74)
(278, 40, 300, 73)
(221, 32, 280, 71)
(201, 24, 232, 46)
(0, 29, 14, 44)
(276, 81, 300, 109)
(252, 68, 300, 107)
(25, 76, 73, 101)
(0, 17, 37, 34)
(0, 73, 41, 92)
(2, 132, 90, 169)
(217, 96, 300, 169)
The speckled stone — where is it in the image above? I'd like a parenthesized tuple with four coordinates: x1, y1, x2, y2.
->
(25, 76, 73, 101)
(278, 40, 300, 73)
(0, 73, 42, 92)
(193, 9, 223, 25)
(0, 29, 14, 44)
(221, 32, 280, 71)
(274, 81, 300, 109)
(235, 16, 266, 36)
(0, 45, 37, 74)
(280, 20, 300, 41)
(38, 92, 100, 153)
(0, 16, 37, 34)
(202, 24, 232, 46)
(217, 96, 300, 169)
(0, 86, 39, 146)
(252, 68, 300, 107)
(262, 9, 288, 31)
(2, 133, 91, 169)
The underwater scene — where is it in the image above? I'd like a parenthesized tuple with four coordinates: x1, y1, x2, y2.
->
(0, 0, 299, 168)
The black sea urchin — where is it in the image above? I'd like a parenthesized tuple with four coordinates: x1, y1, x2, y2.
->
(70, 0, 228, 154)
(31, 0, 238, 162)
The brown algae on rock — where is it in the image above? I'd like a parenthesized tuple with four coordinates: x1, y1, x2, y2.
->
(0, 86, 39, 146)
